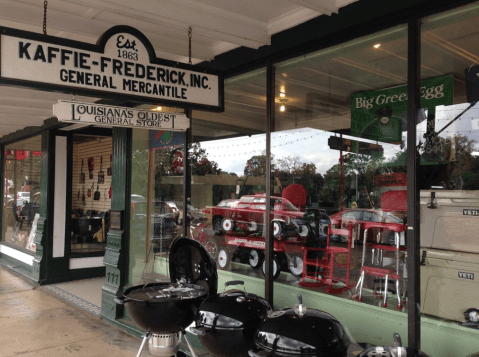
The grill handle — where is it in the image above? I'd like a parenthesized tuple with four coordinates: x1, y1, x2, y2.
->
(114, 296, 133, 305)
(225, 280, 244, 287)
(190, 326, 210, 336)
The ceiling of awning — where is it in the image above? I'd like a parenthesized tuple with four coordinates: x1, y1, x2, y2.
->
(0, 0, 359, 138)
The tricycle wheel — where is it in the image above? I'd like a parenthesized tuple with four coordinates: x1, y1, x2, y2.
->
(217, 249, 230, 270)
(248, 249, 264, 269)
(205, 239, 219, 260)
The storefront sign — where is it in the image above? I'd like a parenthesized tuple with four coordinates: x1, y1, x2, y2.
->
(0, 26, 223, 111)
(374, 173, 407, 187)
(351, 75, 453, 143)
(53, 101, 189, 130)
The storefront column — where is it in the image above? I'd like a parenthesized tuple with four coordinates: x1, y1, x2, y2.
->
(32, 130, 52, 282)
(264, 61, 274, 305)
(407, 18, 421, 351)
(101, 127, 131, 321)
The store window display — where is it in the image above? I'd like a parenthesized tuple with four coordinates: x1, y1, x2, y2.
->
(2, 135, 42, 252)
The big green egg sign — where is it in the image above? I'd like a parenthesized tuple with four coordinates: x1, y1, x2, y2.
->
(351, 75, 454, 143)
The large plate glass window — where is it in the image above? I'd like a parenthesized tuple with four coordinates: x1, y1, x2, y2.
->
(2, 135, 42, 252)
(271, 25, 408, 343)
(127, 106, 186, 286)
(419, 2, 479, 349)
(190, 69, 267, 291)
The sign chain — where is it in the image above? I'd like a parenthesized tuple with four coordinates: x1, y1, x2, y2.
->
(188, 26, 192, 65)
(43, 1, 48, 35)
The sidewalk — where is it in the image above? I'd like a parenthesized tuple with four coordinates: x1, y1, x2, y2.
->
(0, 265, 140, 357)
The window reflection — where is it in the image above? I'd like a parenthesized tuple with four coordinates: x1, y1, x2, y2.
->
(2, 136, 42, 252)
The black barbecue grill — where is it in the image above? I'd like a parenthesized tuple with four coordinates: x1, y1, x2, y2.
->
(116, 237, 217, 357)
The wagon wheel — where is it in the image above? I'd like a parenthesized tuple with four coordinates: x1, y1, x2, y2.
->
(299, 223, 311, 238)
(287, 254, 304, 277)
(272, 220, 283, 238)
(217, 249, 231, 270)
(262, 256, 281, 279)
(213, 217, 223, 235)
(248, 249, 264, 269)
(221, 218, 234, 233)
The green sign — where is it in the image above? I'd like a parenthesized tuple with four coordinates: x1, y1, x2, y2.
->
(351, 75, 454, 143)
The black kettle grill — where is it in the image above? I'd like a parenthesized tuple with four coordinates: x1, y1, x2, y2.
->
(249, 295, 350, 357)
(191, 280, 272, 357)
(116, 237, 218, 357)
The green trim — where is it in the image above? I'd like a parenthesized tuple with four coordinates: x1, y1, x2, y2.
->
(70, 266, 106, 280)
(0, 253, 33, 278)
(32, 130, 50, 282)
(101, 127, 132, 322)
(33, 131, 70, 283)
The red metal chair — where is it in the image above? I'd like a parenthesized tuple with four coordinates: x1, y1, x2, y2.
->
(299, 223, 353, 293)
(353, 221, 407, 308)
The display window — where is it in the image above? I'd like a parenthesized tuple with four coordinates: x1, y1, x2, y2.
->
(2, 135, 42, 252)
(70, 134, 112, 255)
(127, 107, 186, 286)
(189, 69, 267, 289)
(419, 2, 479, 330)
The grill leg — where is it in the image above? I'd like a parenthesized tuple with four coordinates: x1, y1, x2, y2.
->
(396, 279, 402, 309)
(136, 332, 150, 357)
(383, 274, 389, 307)
(181, 330, 197, 357)
(358, 270, 365, 301)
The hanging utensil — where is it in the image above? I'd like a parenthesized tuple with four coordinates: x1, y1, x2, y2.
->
(87, 183, 92, 197)
(98, 156, 105, 183)
(107, 154, 112, 176)
(82, 186, 86, 205)
(88, 157, 94, 179)
(79, 159, 85, 183)
(94, 185, 100, 200)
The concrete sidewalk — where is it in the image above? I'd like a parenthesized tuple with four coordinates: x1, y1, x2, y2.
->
(0, 265, 140, 357)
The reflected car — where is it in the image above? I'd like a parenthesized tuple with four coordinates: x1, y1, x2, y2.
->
(16, 192, 30, 206)
(217, 199, 239, 208)
(166, 201, 180, 223)
(329, 209, 405, 245)
(175, 202, 206, 224)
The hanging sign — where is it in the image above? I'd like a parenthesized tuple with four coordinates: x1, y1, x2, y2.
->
(374, 173, 407, 187)
(0, 26, 223, 111)
(53, 101, 189, 130)
(351, 75, 453, 143)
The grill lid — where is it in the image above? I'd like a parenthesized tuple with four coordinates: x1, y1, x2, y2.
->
(254, 295, 350, 356)
(168, 237, 218, 296)
(196, 281, 272, 328)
